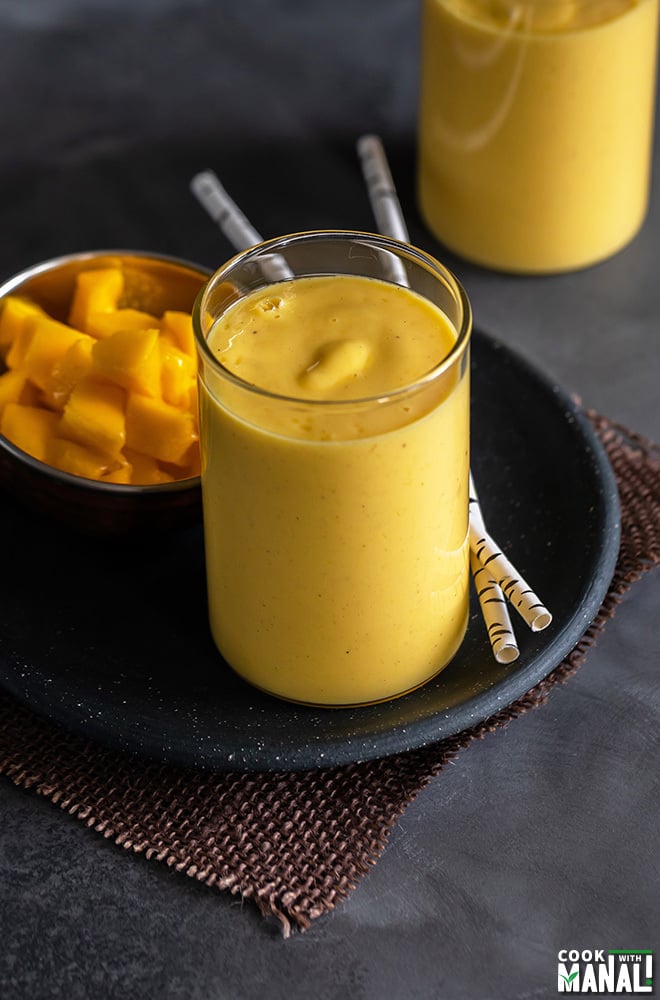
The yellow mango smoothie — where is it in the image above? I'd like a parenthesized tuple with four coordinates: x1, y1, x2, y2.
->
(418, 0, 660, 272)
(195, 234, 471, 706)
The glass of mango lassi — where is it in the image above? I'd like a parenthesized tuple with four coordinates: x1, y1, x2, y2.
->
(418, 0, 659, 273)
(193, 231, 471, 707)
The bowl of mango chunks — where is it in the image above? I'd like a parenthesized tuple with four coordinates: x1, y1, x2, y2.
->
(0, 250, 210, 536)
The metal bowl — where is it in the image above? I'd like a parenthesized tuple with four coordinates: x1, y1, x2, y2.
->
(0, 250, 209, 537)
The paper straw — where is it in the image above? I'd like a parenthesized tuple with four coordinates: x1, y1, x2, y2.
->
(190, 169, 293, 282)
(469, 475, 552, 631)
(467, 474, 519, 659)
(356, 135, 410, 286)
(469, 550, 520, 664)
(468, 474, 519, 658)
(356, 135, 514, 662)
(357, 133, 552, 645)
(356, 135, 411, 242)
(469, 519, 553, 632)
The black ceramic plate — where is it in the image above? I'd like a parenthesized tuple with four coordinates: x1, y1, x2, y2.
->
(0, 329, 620, 771)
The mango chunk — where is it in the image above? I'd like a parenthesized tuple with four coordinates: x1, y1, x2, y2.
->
(59, 377, 126, 457)
(91, 327, 161, 397)
(0, 402, 59, 462)
(0, 296, 46, 357)
(120, 267, 167, 314)
(5, 319, 38, 371)
(47, 437, 117, 480)
(123, 448, 175, 485)
(299, 339, 372, 393)
(0, 369, 40, 416)
(125, 392, 197, 466)
(101, 465, 133, 484)
(68, 268, 124, 333)
(159, 340, 196, 407)
(85, 308, 159, 339)
(160, 448, 201, 480)
(41, 337, 95, 410)
(160, 310, 196, 357)
(17, 317, 93, 392)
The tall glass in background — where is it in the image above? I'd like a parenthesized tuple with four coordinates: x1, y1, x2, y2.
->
(417, 0, 660, 273)
(194, 231, 471, 707)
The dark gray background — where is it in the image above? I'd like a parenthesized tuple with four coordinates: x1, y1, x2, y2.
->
(0, 1, 658, 997)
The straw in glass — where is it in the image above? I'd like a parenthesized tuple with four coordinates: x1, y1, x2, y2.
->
(191, 170, 293, 282)
(356, 135, 527, 659)
(357, 133, 553, 643)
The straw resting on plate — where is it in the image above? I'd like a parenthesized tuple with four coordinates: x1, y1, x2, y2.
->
(468, 476, 519, 664)
(469, 474, 552, 633)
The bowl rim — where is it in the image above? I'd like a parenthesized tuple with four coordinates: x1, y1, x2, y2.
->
(0, 248, 210, 494)
(0, 248, 211, 297)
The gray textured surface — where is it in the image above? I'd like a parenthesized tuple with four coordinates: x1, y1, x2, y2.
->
(0, 1, 659, 998)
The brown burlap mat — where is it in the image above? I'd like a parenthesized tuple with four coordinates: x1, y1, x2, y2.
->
(0, 411, 658, 935)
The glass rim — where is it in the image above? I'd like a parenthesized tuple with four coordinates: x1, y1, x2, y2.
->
(193, 229, 472, 409)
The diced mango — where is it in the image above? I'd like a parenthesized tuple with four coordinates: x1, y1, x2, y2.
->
(59, 377, 126, 457)
(41, 337, 95, 410)
(160, 448, 201, 481)
(101, 465, 133, 484)
(68, 268, 124, 333)
(47, 437, 117, 480)
(0, 369, 40, 416)
(91, 327, 161, 397)
(0, 296, 46, 357)
(159, 340, 196, 407)
(17, 316, 93, 392)
(160, 310, 196, 357)
(1, 263, 200, 484)
(120, 266, 167, 314)
(0, 402, 59, 462)
(123, 448, 176, 485)
(125, 392, 197, 466)
(5, 319, 37, 370)
(85, 308, 159, 339)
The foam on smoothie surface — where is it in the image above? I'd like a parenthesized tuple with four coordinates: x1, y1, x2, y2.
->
(208, 274, 457, 401)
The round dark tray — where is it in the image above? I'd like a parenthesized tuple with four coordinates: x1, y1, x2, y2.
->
(0, 328, 620, 771)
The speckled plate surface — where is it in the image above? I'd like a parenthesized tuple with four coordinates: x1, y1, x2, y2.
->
(0, 329, 620, 771)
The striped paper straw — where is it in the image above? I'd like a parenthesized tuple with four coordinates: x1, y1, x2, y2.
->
(356, 135, 410, 243)
(468, 473, 519, 660)
(190, 170, 293, 282)
(470, 550, 520, 664)
(356, 133, 552, 647)
(469, 474, 552, 632)
(469, 519, 553, 632)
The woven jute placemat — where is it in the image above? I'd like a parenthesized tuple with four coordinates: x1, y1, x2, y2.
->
(0, 411, 658, 935)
